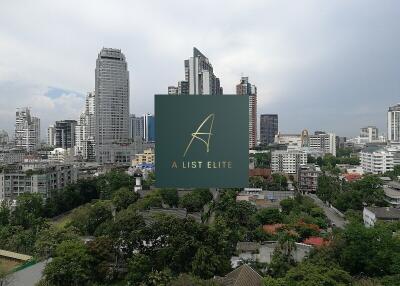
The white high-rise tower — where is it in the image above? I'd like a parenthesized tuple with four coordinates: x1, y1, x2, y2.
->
(95, 48, 130, 163)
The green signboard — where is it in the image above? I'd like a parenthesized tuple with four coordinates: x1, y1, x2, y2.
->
(155, 95, 249, 188)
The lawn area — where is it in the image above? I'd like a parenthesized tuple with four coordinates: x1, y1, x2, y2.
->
(50, 211, 73, 229)
(0, 257, 21, 273)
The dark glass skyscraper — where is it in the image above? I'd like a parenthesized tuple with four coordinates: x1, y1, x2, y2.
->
(260, 114, 278, 145)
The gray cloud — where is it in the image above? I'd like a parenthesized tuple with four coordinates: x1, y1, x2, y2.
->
(0, 0, 399, 138)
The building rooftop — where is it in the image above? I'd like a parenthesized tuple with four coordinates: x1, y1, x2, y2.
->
(387, 181, 400, 190)
(214, 264, 263, 286)
(383, 187, 400, 199)
(366, 207, 400, 220)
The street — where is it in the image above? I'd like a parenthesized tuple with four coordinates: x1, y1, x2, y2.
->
(306, 193, 347, 229)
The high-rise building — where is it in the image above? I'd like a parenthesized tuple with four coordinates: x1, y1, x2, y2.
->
(75, 91, 96, 161)
(271, 150, 307, 174)
(0, 130, 9, 146)
(144, 113, 155, 142)
(360, 145, 394, 174)
(168, 86, 178, 95)
(129, 114, 144, 140)
(169, 47, 223, 95)
(95, 48, 130, 163)
(388, 104, 400, 142)
(15, 107, 40, 152)
(47, 125, 55, 146)
(360, 126, 379, 142)
(308, 132, 336, 156)
(236, 77, 257, 148)
(53, 120, 77, 149)
(260, 114, 278, 146)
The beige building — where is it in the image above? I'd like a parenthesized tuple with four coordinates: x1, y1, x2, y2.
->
(132, 148, 155, 166)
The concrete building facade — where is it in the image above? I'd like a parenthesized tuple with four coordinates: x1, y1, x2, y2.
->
(95, 48, 130, 163)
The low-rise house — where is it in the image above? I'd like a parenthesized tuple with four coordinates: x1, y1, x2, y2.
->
(231, 241, 313, 268)
(214, 264, 263, 286)
(237, 189, 294, 209)
(363, 206, 400, 227)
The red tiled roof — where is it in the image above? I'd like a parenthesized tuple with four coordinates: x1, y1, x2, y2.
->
(262, 224, 284, 234)
(303, 236, 328, 247)
(249, 168, 272, 178)
(343, 173, 362, 182)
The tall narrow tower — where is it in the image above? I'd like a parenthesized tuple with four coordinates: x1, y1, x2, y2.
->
(236, 77, 257, 149)
(95, 48, 129, 163)
(15, 107, 40, 152)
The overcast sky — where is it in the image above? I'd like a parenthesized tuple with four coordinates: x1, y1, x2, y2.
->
(1, 0, 399, 138)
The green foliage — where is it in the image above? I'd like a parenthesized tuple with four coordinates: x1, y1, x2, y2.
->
(44, 240, 93, 286)
(34, 224, 79, 259)
(254, 208, 283, 225)
(112, 187, 139, 210)
(253, 152, 271, 168)
(249, 176, 267, 189)
(192, 246, 225, 279)
(317, 174, 387, 212)
(96, 170, 133, 199)
(126, 253, 152, 285)
(338, 222, 400, 277)
(159, 188, 179, 207)
(68, 201, 112, 235)
(180, 189, 213, 212)
(283, 262, 352, 286)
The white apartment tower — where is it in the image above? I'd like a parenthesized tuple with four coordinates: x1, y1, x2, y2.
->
(360, 126, 379, 142)
(236, 77, 257, 149)
(15, 107, 40, 152)
(388, 104, 400, 142)
(95, 48, 129, 163)
(271, 150, 307, 174)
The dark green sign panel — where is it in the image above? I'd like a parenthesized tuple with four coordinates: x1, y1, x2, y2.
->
(155, 95, 249, 188)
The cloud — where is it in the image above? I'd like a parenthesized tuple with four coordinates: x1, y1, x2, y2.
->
(0, 0, 399, 137)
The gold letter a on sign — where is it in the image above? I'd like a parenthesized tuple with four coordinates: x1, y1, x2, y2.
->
(183, 114, 215, 157)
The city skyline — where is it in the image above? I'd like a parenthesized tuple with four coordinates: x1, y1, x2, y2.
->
(1, 1, 400, 137)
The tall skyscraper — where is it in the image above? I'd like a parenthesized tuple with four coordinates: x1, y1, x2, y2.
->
(260, 114, 278, 145)
(144, 113, 155, 142)
(75, 91, 96, 161)
(53, 120, 77, 149)
(47, 125, 55, 146)
(95, 48, 130, 163)
(15, 107, 40, 152)
(388, 104, 400, 142)
(169, 47, 222, 95)
(129, 114, 154, 143)
(236, 77, 257, 148)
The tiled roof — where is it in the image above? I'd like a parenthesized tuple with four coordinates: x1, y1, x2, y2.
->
(303, 237, 327, 247)
(215, 264, 263, 286)
(366, 207, 400, 220)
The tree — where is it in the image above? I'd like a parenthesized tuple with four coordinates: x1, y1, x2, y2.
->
(283, 262, 352, 286)
(249, 176, 267, 189)
(339, 222, 400, 277)
(255, 208, 283, 225)
(191, 246, 225, 279)
(34, 225, 79, 258)
(112, 187, 139, 210)
(87, 236, 117, 283)
(159, 188, 179, 207)
(11, 193, 44, 228)
(126, 253, 153, 285)
(44, 240, 93, 286)
(180, 189, 213, 212)
(96, 170, 133, 199)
